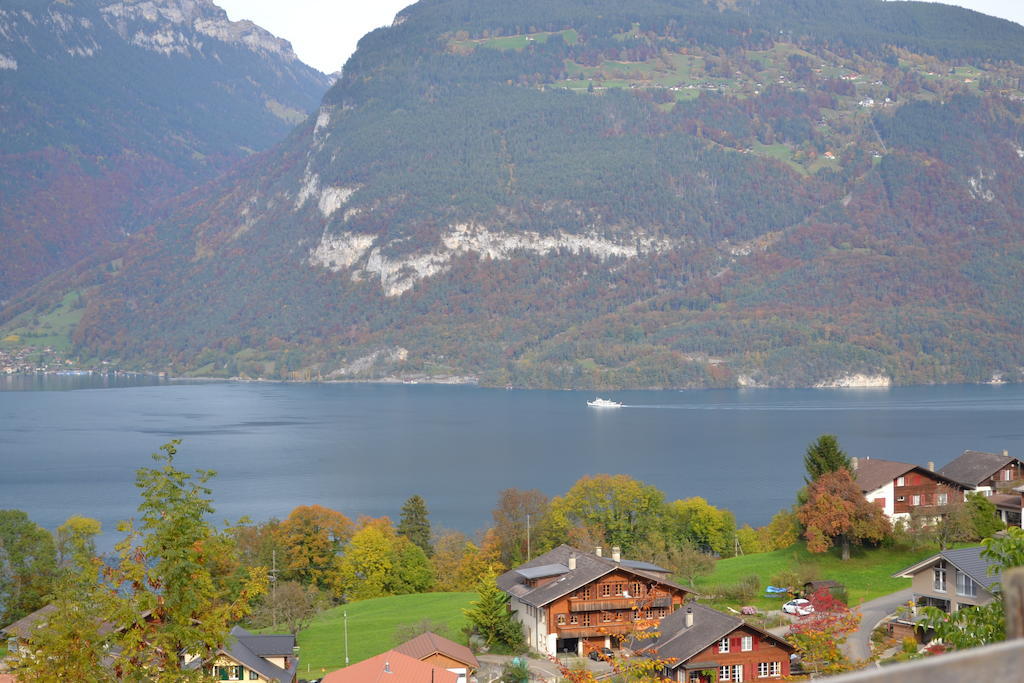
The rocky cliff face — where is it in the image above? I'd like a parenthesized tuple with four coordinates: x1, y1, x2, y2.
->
(0, 0, 331, 301)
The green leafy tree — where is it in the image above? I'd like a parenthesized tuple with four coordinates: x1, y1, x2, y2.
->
(804, 435, 851, 483)
(389, 536, 434, 595)
(463, 569, 523, 652)
(547, 475, 665, 554)
(798, 468, 890, 560)
(335, 519, 396, 601)
(665, 497, 736, 556)
(965, 492, 1005, 539)
(398, 495, 433, 557)
(102, 440, 268, 680)
(0, 509, 58, 624)
(55, 515, 101, 568)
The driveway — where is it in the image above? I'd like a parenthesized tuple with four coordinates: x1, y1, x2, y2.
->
(845, 588, 914, 662)
(476, 653, 611, 682)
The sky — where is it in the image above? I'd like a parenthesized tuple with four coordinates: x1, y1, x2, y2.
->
(216, 0, 1024, 74)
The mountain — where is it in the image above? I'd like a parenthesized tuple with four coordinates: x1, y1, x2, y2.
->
(0, 0, 331, 300)
(4, 0, 1024, 389)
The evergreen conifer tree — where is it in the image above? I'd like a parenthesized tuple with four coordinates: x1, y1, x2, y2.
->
(463, 569, 523, 652)
(398, 494, 433, 557)
(803, 434, 852, 483)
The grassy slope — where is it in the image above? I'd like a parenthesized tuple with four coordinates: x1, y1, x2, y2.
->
(289, 592, 475, 677)
(694, 542, 950, 610)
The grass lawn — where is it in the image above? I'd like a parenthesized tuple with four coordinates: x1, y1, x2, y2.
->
(694, 542, 951, 611)
(282, 592, 475, 678)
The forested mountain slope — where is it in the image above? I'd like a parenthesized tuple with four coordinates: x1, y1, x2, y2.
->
(0, 0, 331, 300)
(4, 0, 1024, 388)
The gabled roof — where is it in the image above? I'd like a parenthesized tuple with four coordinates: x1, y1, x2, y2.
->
(496, 545, 692, 608)
(393, 631, 478, 669)
(853, 458, 968, 493)
(186, 626, 296, 681)
(1, 604, 57, 640)
(939, 450, 1022, 487)
(893, 546, 1002, 591)
(322, 650, 458, 683)
(989, 493, 1022, 511)
(636, 603, 794, 669)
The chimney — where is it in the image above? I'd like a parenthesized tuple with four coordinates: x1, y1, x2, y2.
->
(851, 456, 858, 471)
(568, 554, 577, 570)
(928, 461, 935, 472)
(1005, 450, 1010, 457)
(611, 546, 621, 563)
(685, 606, 694, 628)
(595, 546, 603, 557)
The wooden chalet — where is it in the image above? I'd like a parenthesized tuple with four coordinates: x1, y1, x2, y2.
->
(638, 602, 795, 682)
(496, 544, 693, 657)
(938, 450, 1024, 494)
(852, 456, 970, 524)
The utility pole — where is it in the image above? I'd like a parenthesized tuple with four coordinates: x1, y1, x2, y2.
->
(526, 513, 531, 561)
(344, 610, 350, 666)
(270, 549, 278, 629)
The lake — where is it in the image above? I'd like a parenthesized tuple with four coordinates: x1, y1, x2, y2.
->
(2, 379, 1023, 549)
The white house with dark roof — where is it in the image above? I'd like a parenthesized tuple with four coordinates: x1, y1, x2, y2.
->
(938, 450, 1024, 526)
(496, 545, 691, 657)
(893, 546, 1001, 613)
(852, 457, 970, 523)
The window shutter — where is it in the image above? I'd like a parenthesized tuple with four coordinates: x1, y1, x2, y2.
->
(731, 636, 741, 650)
(753, 636, 759, 650)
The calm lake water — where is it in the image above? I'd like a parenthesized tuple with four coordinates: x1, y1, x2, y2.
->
(2, 379, 1024, 549)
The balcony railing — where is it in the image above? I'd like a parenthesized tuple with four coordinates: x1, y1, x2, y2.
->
(569, 596, 672, 612)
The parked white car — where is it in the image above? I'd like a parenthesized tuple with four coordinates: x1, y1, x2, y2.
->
(783, 598, 814, 616)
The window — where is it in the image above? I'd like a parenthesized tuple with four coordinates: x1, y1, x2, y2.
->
(601, 583, 612, 597)
(911, 495, 921, 506)
(956, 571, 978, 597)
(249, 671, 259, 681)
(614, 582, 625, 595)
(557, 614, 566, 626)
(734, 665, 744, 682)
(581, 587, 592, 599)
(718, 637, 730, 653)
(937, 493, 948, 506)
(741, 635, 753, 651)
(1005, 469, 1013, 481)
(690, 673, 702, 683)
(602, 612, 612, 623)
(570, 614, 578, 625)
(615, 610, 623, 621)
(655, 607, 667, 618)
(720, 665, 732, 681)
(631, 582, 642, 596)
(897, 496, 905, 502)
(757, 662, 782, 678)
(897, 476, 905, 486)
(934, 560, 947, 592)
(582, 614, 591, 627)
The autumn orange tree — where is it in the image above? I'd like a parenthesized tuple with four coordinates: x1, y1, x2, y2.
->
(797, 468, 889, 560)
(787, 588, 861, 675)
(278, 504, 353, 588)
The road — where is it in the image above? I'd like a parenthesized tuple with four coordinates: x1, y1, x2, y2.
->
(845, 588, 915, 662)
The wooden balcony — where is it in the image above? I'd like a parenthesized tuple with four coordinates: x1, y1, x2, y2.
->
(569, 595, 672, 612)
(555, 622, 638, 638)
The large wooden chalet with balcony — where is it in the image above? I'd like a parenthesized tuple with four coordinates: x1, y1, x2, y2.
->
(496, 544, 693, 657)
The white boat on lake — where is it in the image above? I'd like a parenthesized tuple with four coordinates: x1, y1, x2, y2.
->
(587, 397, 622, 408)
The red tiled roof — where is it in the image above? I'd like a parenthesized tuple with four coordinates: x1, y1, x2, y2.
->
(0, 674, 19, 683)
(393, 632, 478, 669)
(321, 650, 459, 683)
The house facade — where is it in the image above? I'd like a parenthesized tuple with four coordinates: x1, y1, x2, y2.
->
(184, 627, 297, 682)
(497, 545, 692, 656)
(893, 546, 1000, 613)
(640, 603, 795, 682)
(392, 631, 479, 683)
(852, 457, 970, 523)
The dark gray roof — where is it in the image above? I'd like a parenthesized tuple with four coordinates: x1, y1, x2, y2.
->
(186, 626, 296, 680)
(496, 545, 691, 608)
(635, 603, 793, 669)
(939, 451, 1020, 487)
(516, 563, 570, 579)
(894, 546, 1002, 591)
